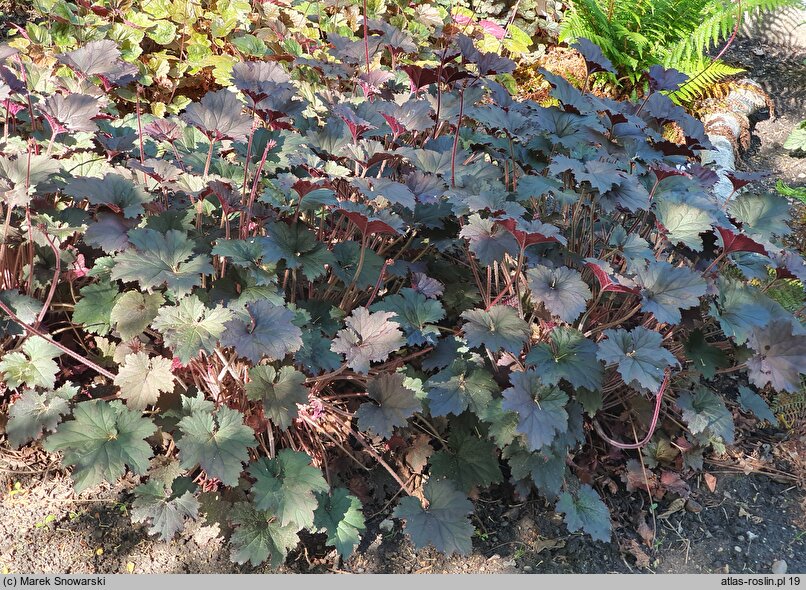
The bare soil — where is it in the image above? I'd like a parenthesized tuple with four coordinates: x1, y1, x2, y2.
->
(1, 446, 804, 574)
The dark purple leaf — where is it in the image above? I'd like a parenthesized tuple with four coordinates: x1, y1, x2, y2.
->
(57, 40, 137, 85)
(381, 27, 417, 53)
(687, 163, 720, 188)
(328, 33, 383, 65)
(716, 226, 768, 256)
(497, 217, 566, 248)
(747, 321, 806, 393)
(527, 265, 592, 322)
(571, 38, 615, 75)
(357, 70, 394, 96)
(769, 249, 806, 282)
(647, 66, 688, 92)
(401, 65, 439, 92)
(411, 272, 444, 299)
(651, 164, 687, 182)
(635, 262, 707, 325)
(231, 61, 291, 104)
(181, 90, 253, 141)
(39, 93, 100, 133)
(143, 118, 183, 143)
(584, 260, 639, 295)
(338, 208, 399, 236)
(725, 170, 770, 192)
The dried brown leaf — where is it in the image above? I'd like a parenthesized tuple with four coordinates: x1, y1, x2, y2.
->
(637, 517, 655, 546)
(625, 540, 651, 568)
(704, 472, 717, 493)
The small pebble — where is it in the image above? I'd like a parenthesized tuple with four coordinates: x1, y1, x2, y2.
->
(488, 554, 501, 561)
(718, 547, 724, 553)
(357, 568, 365, 573)
(771, 560, 787, 575)
(502, 559, 517, 567)
(747, 532, 758, 541)
(685, 499, 703, 513)
(462, 563, 469, 570)
(523, 566, 533, 573)
(738, 535, 745, 542)
(734, 546, 742, 553)
(378, 519, 393, 532)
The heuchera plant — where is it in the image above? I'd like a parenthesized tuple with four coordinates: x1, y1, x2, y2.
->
(1, 8, 804, 567)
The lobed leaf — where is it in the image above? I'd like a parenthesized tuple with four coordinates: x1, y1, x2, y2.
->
(248, 449, 328, 529)
(393, 478, 474, 556)
(245, 366, 308, 430)
(331, 308, 404, 374)
(44, 400, 155, 493)
(177, 406, 255, 486)
(355, 373, 420, 439)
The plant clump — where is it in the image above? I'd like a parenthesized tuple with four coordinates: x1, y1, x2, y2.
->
(0, 0, 804, 569)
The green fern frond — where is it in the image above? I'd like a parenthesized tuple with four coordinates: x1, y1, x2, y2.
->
(667, 0, 803, 65)
(670, 59, 745, 102)
(561, 0, 802, 94)
(773, 386, 806, 429)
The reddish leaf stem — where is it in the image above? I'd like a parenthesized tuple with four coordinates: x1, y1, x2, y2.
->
(593, 369, 671, 449)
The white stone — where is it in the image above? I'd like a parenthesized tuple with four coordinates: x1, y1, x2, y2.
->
(772, 560, 788, 575)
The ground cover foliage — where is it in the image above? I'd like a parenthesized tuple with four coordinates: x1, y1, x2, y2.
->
(1, 0, 805, 569)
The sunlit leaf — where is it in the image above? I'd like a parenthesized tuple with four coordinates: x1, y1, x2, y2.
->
(44, 400, 155, 493)
(151, 295, 233, 364)
(249, 450, 328, 529)
(115, 352, 175, 410)
(177, 406, 255, 486)
(331, 308, 404, 374)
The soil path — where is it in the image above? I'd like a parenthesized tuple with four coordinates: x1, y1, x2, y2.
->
(1, 458, 803, 574)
